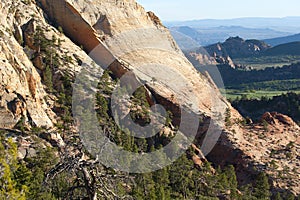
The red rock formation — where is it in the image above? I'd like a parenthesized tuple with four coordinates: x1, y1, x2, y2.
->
(262, 112, 296, 126)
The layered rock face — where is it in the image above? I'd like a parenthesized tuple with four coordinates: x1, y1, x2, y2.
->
(0, 0, 93, 128)
(0, 1, 53, 128)
(37, 0, 230, 118)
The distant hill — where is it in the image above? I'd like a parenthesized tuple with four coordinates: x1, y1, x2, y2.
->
(170, 25, 291, 47)
(184, 37, 271, 69)
(264, 33, 300, 46)
(263, 42, 300, 56)
(205, 36, 270, 59)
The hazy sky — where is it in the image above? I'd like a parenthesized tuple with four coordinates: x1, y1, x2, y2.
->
(136, 0, 300, 21)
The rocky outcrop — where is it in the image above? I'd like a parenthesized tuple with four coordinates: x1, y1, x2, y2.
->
(40, 131, 65, 149)
(0, 1, 54, 128)
(0, 35, 53, 128)
(7, 98, 26, 117)
(185, 49, 236, 68)
(262, 112, 296, 126)
(207, 113, 300, 195)
(185, 51, 218, 66)
(37, 0, 101, 52)
(147, 11, 164, 27)
(186, 36, 271, 68)
(22, 19, 38, 50)
(0, 0, 96, 129)
(205, 36, 271, 59)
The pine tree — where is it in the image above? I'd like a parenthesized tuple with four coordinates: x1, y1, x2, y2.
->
(274, 192, 283, 200)
(43, 65, 53, 91)
(169, 154, 193, 199)
(253, 172, 270, 200)
(224, 165, 238, 198)
(0, 137, 27, 200)
(153, 167, 171, 200)
(133, 173, 157, 200)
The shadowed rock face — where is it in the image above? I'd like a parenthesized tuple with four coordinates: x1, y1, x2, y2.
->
(38, 0, 101, 53)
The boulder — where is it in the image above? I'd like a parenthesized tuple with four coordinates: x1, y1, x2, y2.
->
(262, 112, 296, 126)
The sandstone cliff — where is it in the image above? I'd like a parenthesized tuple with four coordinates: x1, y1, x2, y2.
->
(0, 0, 97, 129)
(0, 0, 298, 196)
(0, 0, 53, 128)
(37, 0, 230, 118)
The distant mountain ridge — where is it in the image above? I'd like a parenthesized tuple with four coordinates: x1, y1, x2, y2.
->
(185, 37, 300, 68)
(263, 41, 300, 56)
(170, 25, 291, 47)
(264, 33, 300, 46)
(166, 16, 300, 33)
(169, 26, 209, 46)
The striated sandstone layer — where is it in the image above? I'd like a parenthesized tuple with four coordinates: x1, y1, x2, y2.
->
(37, 0, 231, 119)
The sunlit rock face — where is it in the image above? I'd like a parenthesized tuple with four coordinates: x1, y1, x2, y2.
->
(37, 0, 230, 119)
